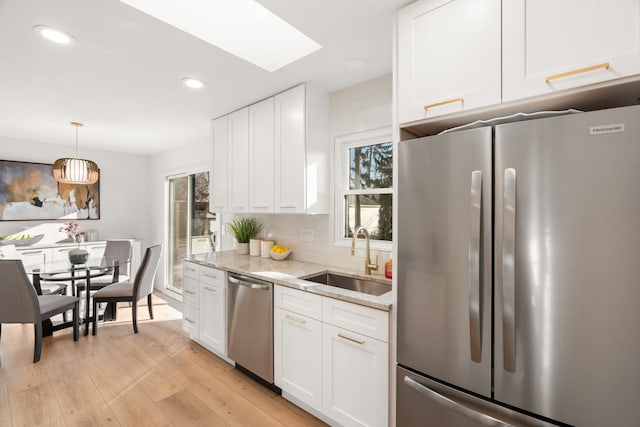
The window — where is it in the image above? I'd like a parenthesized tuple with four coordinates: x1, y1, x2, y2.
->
(335, 128, 393, 248)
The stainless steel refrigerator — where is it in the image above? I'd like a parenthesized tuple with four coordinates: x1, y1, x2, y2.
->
(396, 105, 640, 426)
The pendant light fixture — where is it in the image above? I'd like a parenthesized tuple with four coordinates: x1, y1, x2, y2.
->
(53, 122, 99, 185)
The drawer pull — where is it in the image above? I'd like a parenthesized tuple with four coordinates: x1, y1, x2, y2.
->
(423, 97, 464, 112)
(203, 273, 217, 279)
(253, 205, 268, 209)
(279, 205, 297, 209)
(57, 248, 73, 253)
(232, 205, 245, 209)
(545, 62, 610, 83)
(203, 286, 217, 292)
(185, 267, 196, 272)
(184, 317, 195, 324)
(338, 332, 366, 345)
(184, 290, 196, 295)
(21, 250, 44, 255)
(285, 314, 307, 324)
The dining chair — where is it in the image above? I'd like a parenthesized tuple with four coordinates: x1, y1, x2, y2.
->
(0, 243, 68, 297)
(0, 260, 79, 362)
(91, 244, 162, 335)
(76, 240, 133, 293)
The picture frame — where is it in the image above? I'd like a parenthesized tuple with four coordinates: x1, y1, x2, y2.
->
(0, 159, 100, 221)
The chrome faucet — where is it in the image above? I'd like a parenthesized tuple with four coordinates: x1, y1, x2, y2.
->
(351, 226, 379, 276)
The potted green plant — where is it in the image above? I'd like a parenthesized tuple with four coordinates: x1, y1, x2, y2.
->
(226, 217, 263, 255)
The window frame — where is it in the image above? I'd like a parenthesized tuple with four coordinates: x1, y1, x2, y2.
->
(333, 127, 393, 251)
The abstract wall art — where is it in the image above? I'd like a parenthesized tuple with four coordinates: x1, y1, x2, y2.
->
(0, 160, 100, 221)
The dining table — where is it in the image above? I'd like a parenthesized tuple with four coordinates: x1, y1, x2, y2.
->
(29, 257, 130, 336)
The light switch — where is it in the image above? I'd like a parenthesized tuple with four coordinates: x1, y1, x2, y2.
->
(300, 229, 314, 242)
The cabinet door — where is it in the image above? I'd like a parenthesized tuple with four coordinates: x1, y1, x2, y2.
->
(397, 0, 501, 123)
(503, 0, 640, 101)
(228, 108, 250, 213)
(249, 98, 275, 213)
(51, 246, 74, 263)
(274, 307, 322, 412)
(199, 283, 226, 354)
(322, 323, 388, 427)
(211, 116, 229, 212)
(274, 85, 306, 213)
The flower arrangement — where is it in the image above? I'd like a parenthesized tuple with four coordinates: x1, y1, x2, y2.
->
(59, 222, 85, 246)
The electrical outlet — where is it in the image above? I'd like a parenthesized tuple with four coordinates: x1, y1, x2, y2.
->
(300, 229, 314, 242)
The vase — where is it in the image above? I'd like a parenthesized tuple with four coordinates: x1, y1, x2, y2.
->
(236, 243, 249, 255)
(69, 248, 89, 265)
(260, 240, 274, 258)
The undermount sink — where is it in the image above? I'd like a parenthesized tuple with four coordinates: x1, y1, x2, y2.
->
(304, 272, 391, 296)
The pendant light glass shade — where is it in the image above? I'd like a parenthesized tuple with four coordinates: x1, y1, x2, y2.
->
(53, 122, 99, 185)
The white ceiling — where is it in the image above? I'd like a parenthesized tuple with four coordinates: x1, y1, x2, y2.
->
(0, 0, 412, 155)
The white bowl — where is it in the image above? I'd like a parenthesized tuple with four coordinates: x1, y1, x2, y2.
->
(270, 249, 291, 261)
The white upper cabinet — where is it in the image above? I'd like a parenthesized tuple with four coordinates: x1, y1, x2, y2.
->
(397, 0, 501, 124)
(211, 116, 229, 212)
(503, 0, 640, 101)
(210, 84, 328, 214)
(249, 98, 275, 213)
(275, 85, 329, 214)
(228, 108, 250, 213)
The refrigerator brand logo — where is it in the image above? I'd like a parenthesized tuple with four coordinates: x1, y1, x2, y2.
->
(589, 123, 625, 135)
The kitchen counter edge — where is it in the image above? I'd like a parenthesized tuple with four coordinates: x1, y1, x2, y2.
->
(184, 252, 392, 312)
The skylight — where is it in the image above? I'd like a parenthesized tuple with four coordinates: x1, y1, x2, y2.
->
(119, 0, 322, 72)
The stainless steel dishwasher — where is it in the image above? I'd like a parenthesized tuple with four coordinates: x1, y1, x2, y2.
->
(226, 272, 274, 384)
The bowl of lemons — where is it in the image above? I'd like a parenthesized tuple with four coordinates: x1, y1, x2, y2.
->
(270, 244, 291, 261)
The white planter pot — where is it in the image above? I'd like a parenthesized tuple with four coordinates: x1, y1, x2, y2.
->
(236, 242, 249, 255)
(250, 239, 261, 257)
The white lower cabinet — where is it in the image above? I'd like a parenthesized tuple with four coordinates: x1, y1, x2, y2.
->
(182, 261, 200, 339)
(322, 323, 388, 427)
(182, 262, 231, 362)
(199, 266, 226, 355)
(274, 285, 389, 426)
(274, 307, 323, 412)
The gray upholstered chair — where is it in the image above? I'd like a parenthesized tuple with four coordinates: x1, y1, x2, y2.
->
(76, 240, 133, 293)
(91, 244, 162, 335)
(0, 243, 67, 297)
(0, 260, 79, 362)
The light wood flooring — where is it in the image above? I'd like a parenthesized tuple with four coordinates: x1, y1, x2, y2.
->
(0, 294, 327, 426)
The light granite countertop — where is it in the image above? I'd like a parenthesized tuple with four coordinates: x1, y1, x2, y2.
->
(185, 251, 392, 311)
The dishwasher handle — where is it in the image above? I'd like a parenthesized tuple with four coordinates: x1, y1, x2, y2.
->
(228, 273, 272, 290)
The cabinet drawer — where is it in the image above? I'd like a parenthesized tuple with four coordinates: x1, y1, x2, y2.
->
(183, 276, 199, 308)
(274, 285, 322, 321)
(183, 261, 200, 279)
(183, 304, 199, 339)
(322, 297, 389, 342)
(200, 266, 225, 287)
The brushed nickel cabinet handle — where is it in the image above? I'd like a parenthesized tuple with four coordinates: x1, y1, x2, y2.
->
(545, 62, 610, 83)
(203, 273, 217, 279)
(184, 290, 196, 295)
(203, 286, 217, 292)
(184, 317, 195, 324)
(423, 97, 464, 111)
(338, 332, 366, 345)
(279, 205, 297, 209)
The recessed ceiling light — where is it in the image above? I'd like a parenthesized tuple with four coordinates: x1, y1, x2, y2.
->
(119, 0, 322, 72)
(33, 25, 76, 45)
(182, 77, 206, 89)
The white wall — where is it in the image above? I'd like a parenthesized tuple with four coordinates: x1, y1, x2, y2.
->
(148, 137, 210, 288)
(0, 137, 151, 245)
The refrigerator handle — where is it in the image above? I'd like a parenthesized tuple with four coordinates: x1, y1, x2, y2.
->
(502, 168, 517, 372)
(403, 376, 511, 426)
(468, 170, 483, 363)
